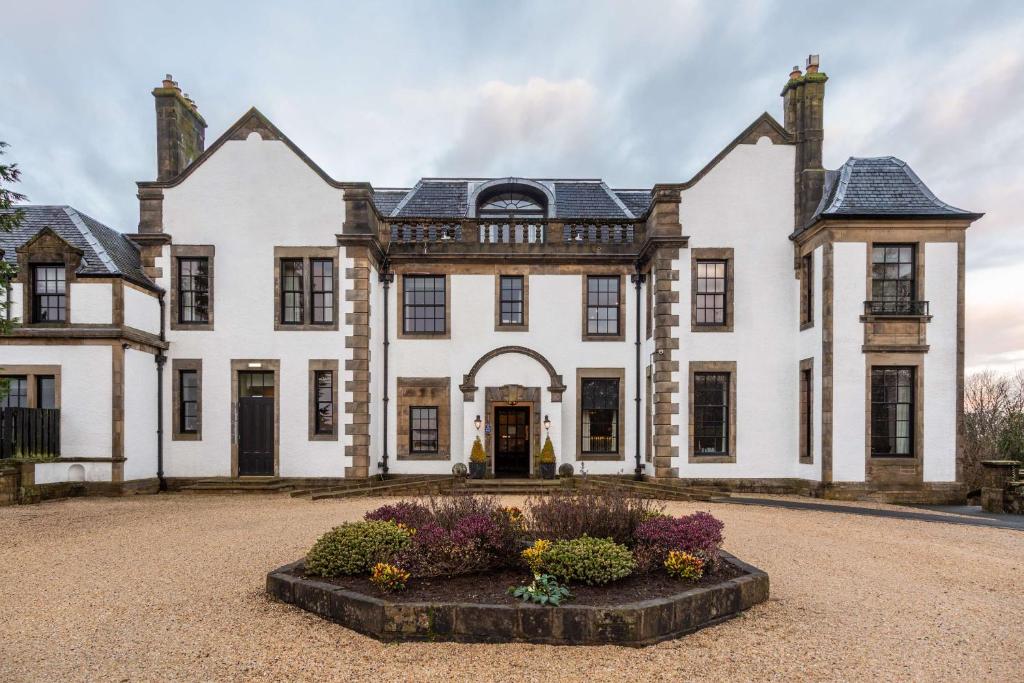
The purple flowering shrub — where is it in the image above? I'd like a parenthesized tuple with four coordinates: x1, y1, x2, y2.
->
(633, 511, 725, 569)
(363, 501, 434, 529)
(364, 495, 524, 577)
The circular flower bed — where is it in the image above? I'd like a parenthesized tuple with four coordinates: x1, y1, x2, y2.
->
(267, 491, 769, 645)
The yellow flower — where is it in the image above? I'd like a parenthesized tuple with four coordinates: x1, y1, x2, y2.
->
(522, 539, 551, 574)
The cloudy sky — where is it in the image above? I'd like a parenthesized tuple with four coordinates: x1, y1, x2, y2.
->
(3, 0, 1022, 373)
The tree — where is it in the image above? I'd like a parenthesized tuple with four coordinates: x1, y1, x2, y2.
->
(0, 140, 25, 335)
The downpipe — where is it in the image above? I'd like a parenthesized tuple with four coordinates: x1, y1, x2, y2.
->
(631, 267, 646, 481)
(155, 290, 167, 492)
(378, 260, 394, 479)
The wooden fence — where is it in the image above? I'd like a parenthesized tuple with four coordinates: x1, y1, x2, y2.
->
(0, 408, 60, 459)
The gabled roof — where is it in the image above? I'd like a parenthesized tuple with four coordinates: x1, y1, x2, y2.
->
(0, 205, 156, 289)
(800, 156, 982, 232)
(374, 179, 649, 220)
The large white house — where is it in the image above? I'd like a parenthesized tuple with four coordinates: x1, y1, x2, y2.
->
(0, 57, 981, 501)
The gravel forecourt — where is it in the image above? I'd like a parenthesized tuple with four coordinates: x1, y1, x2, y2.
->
(1, 494, 1021, 682)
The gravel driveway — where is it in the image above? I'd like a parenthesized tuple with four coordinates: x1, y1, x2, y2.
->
(0, 494, 1020, 682)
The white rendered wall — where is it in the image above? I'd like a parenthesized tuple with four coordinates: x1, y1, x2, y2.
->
(69, 282, 112, 324)
(124, 285, 161, 335)
(674, 136, 800, 479)
(2, 283, 21, 322)
(923, 242, 959, 482)
(160, 133, 347, 478)
(123, 348, 158, 481)
(832, 243, 867, 482)
(35, 461, 112, 484)
(0, 345, 112, 459)
(389, 272, 638, 475)
(795, 245, 824, 481)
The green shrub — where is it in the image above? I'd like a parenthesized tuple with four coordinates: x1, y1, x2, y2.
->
(305, 521, 411, 577)
(538, 436, 555, 464)
(541, 536, 635, 585)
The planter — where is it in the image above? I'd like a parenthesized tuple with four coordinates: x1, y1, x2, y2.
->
(540, 462, 556, 480)
(266, 552, 769, 646)
(469, 462, 487, 479)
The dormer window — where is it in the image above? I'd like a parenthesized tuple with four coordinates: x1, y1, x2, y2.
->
(32, 265, 66, 323)
(478, 192, 545, 217)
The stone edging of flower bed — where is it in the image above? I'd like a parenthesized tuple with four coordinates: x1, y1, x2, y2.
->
(266, 552, 769, 646)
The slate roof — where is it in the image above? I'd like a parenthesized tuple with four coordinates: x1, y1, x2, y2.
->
(0, 205, 156, 289)
(805, 157, 979, 230)
(373, 179, 652, 220)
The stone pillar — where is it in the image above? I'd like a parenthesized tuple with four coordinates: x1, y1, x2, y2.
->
(979, 460, 1019, 513)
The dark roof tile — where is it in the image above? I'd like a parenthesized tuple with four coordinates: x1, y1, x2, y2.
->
(0, 205, 155, 289)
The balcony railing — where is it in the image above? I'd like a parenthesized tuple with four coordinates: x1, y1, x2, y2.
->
(386, 218, 644, 247)
(864, 300, 930, 316)
(0, 407, 60, 459)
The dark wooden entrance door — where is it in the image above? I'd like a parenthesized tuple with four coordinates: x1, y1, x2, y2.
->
(494, 407, 530, 478)
(238, 371, 274, 476)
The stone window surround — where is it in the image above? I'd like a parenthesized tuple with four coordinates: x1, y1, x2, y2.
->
(798, 357, 813, 464)
(800, 251, 814, 330)
(14, 228, 81, 327)
(273, 246, 340, 331)
(170, 244, 215, 331)
(575, 367, 626, 461)
(865, 353, 924, 486)
(396, 377, 451, 460)
(308, 359, 339, 441)
(230, 359, 280, 477)
(397, 273, 451, 340)
(171, 358, 202, 441)
(688, 360, 737, 464)
(493, 272, 529, 331)
(690, 247, 734, 333)
(0, 365, 61, 408)
(581, 274, 626, 342)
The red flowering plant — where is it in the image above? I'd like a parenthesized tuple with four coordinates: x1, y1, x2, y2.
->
(633, 511, 725, 570)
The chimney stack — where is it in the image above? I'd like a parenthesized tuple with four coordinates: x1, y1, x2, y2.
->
(152, 74, 207, 181)
(781, 54, 827, 228)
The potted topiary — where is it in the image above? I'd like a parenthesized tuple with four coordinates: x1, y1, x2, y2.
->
(469, 436, 487, 479)
(538, 435, 556, 480)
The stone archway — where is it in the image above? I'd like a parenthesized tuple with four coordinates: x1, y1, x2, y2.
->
(459, 346, 566, 402)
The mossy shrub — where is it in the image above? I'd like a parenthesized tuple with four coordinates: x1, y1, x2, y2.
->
(305, 521, 412, 577)
(541, 536, 636, 585)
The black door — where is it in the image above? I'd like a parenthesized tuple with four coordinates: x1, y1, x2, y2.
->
(494, 407, 530, 478)
(238, 397, 274, 476)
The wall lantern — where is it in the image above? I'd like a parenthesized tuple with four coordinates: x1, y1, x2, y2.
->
(474, 415, 482, 431)
(543, 415, 551, 432)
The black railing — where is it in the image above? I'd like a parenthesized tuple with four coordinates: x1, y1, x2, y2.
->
(0, 408, 61, 459)
(864, 300, 930, 316)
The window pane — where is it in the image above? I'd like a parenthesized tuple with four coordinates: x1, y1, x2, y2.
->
(178, 258, 209, 323)
(403, 276, 446, 334)
(695, 260, 727, 326)
(870, 245, 916, 312)
(581, 378, 618, 453)
(1, 376, 28, 408)
(280, 259, 304, 324)
(314, 370, 334, 435)
(870, 367, 914, 457)
(33, 265, 66, 322)
(410, 406, 439, 452)
(179, 370, 198, 433)
(311, 259, 333, 324)
(499, 275, 524, 325)
(586, 276, 619, 335)
(694, 372, 729, 454)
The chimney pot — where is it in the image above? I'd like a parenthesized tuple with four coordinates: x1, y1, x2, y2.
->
(806, 54, 820, 73)
(790, 66, 802, 80)
(162, 74, 174, 88)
